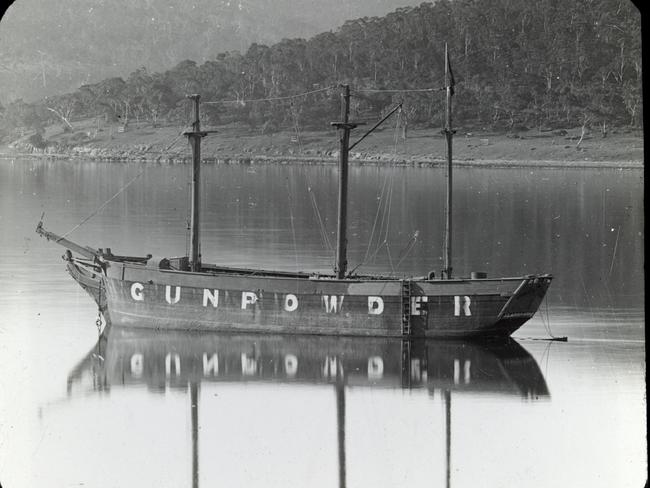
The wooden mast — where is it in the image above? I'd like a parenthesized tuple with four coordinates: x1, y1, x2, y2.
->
(443, 44, 455, 279)
(186, 94, 203, 272)
(332, 85, 356, 279)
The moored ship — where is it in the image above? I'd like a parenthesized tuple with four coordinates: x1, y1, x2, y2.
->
(37, 48, 552, 338)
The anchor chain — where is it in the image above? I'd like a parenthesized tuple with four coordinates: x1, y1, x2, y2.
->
(95, 279, 105, 334)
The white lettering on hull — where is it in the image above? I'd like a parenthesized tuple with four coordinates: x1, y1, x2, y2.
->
(411, 296, 428, 315)
(323, 295, 344, 313)
(241, 292, 258, 309)
(165, 285, 181, 304)
(368, 296, 384, 315)
(454, 296, 472, 316)
(284, 294, 298, 312)
(125, 283, 396, 317)
(203, 289, 219, 307)
(130, 282, 144, 301)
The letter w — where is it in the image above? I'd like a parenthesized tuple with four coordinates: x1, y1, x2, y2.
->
(323, 295, 344, 313)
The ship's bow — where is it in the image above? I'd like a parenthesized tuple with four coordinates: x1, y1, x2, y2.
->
(492, 275, 553, 335)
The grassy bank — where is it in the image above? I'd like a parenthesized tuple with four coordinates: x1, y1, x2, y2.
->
(1, 118, 643, 168)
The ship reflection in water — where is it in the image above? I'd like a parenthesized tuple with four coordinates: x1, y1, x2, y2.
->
(67, 326, 549, 488)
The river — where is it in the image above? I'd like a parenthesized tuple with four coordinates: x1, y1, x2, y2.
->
(0, 159, 645, 487)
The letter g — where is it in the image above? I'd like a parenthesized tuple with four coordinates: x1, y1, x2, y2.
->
(131, 282, 144, 301)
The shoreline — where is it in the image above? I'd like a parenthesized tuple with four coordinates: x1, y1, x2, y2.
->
(0, 151, 642, 169)
(1, 124, 643, 169)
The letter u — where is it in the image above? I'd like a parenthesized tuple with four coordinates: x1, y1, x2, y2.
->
(165, 285, 181, 304)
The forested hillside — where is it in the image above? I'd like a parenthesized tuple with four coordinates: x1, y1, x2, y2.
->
(0, 0, 421, 102)
(0, 0, 641, 144)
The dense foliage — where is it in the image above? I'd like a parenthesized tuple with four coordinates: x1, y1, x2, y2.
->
(0, 0, 641, 141)
(0, 0, 420, 103)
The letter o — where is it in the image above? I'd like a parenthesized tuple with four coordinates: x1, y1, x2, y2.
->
(131, 282, 144, 301)
(284, 294, 299, 312)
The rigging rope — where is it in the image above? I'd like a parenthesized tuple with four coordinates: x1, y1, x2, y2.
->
(289, 101, 303, 153)
(285, 178, 299, 271)
(202, 85, 335, 105)
(307, 181, 332, 252)
(59, 170, 145, 239)
(355, 87, 444, 93)
(395, 230, 419, 268)
(162, 129, 187, 153)
(383, 173, 396, 273)
(393, 107, 402, 155)
(358, 167, 397, 273)
(363, 174, 390, 264)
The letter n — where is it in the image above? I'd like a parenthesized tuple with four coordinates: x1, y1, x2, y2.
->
(203, 289, 219, 307)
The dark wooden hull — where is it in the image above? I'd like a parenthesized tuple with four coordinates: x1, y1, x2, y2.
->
(63, 259, 553, 338)
(66, 260, 107, 312)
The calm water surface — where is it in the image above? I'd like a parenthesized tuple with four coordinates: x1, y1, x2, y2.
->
(0, 159, 644, 487)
